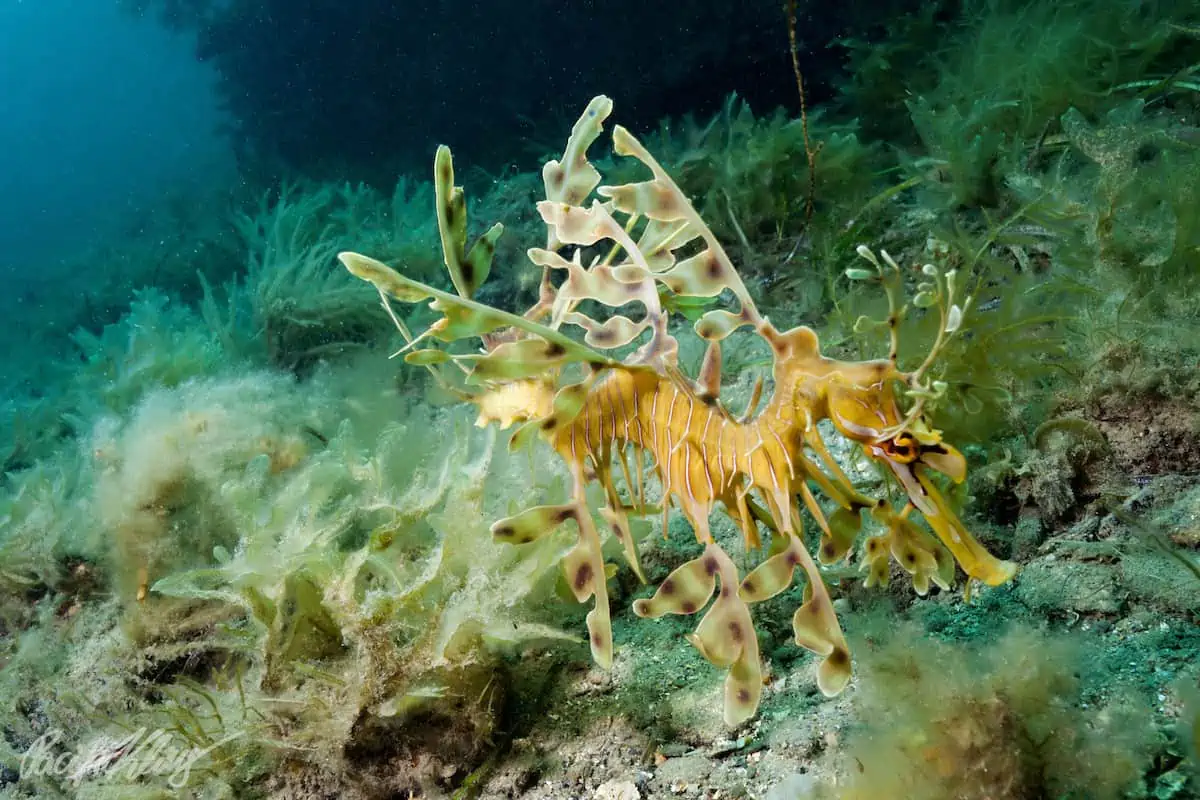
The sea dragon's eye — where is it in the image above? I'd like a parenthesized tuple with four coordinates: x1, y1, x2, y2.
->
(884, 432, 920, 464)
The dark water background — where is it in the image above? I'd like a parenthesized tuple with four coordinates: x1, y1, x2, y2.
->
(0, 0, 229, 268)
(0, 1, 902, 269)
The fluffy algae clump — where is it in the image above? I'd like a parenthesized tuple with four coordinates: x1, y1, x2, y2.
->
(342, 96, 1016, 726)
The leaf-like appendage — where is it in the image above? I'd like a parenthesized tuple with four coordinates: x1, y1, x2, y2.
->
(434, 145, 503, 298)
(404, 349, 451, 366)
(695, 309, 749, 341)
(563, 532, 614, 668)
(791, 590, 836, 658)
(862, 535, 891, 589)
(600, 179, 687, 222)
(341, 251, 612, 367)
(428, 299, 510, 342)
(598, 505, 646, 584)
(492, 504, 575, 545)
(724, 648, 764, 727)
(542, 95, 613, 222)
(688, 590, 749, 669)
(791, 587, 853, 697)
(535, 201, 618, 248)
(462, 222, 503, 295)
(659, 251, 732, 298)
(819, 507, 862, 565)
(467, 339, 573, 383)
(340, 251, 432, 303)
(507, 418, 541, 451)
(549, 374, 598, 427)
(571, 313, 649, 350)
(632, 547, 719, 618)
(739, 536, 803, 603)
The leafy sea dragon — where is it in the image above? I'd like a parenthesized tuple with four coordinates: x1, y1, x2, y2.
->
(339, 96, 1017, 726)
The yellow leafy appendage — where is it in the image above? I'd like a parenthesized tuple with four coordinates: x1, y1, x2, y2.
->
(340, 96, 1017, 726)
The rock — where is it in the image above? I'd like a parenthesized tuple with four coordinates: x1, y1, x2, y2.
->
(763, 773, 820, 800)
(654, 754, 714, 787)
(1013, 515, 1046, 560)
(594, 778, 641, 800)
(1016, 559, 1124, 614)
(1119, 551, 1200, 613)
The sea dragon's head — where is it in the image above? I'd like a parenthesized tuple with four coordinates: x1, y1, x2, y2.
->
(825, 372, 1017, 588)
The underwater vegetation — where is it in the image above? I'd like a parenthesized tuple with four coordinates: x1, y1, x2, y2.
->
(833, 624, 1159, 800)
(2, 0, 1200, 797)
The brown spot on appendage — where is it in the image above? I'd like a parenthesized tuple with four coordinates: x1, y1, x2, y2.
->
(611, 523, 625, 540)
(592, 631, 605, 648)
(460, 260, 475, 286)
(786, 550, 801, 566)
(705, 253, 723, 279)
(821, 543, 835, 559)
(728, 621, 744, 642)
(444, 201, 457, 227)
(922, 443, 948, 455)
(555, 508, 575, 524)
(660, 578, 676, 595)
(549, 168, 565, 192)
(494, 525, 515, 538)
(742, 577, 756, 593)
(545, 341, 567, 358)
(593, 329, 616, 345)
(574, 563, 593, 591)
(703, 556, 719, 575)
(699, 393, 717, 406)
(681, 601, 697, 614)
(737, 688, 752, 703)
(437, 159, 452, 184)
(652, 187, 681, 216)
(827, 647, 850, 668)
(542, 418, 558, 431)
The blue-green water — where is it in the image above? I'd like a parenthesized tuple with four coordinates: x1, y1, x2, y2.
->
(1, 2, 1198, 797)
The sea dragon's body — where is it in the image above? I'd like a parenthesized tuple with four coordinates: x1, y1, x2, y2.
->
(550, 335, 1005, 579)
(340, 96, 1016, 725)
